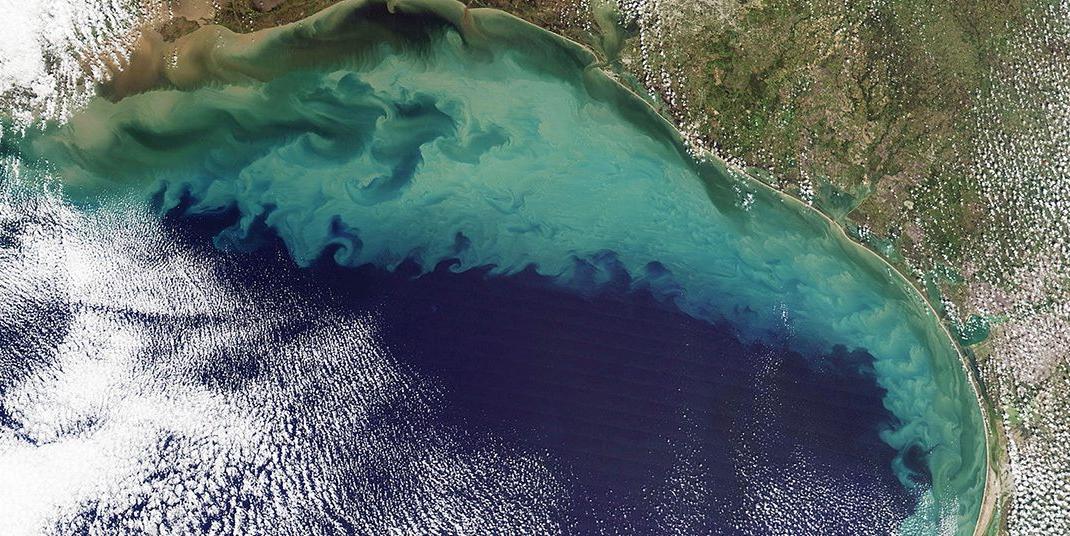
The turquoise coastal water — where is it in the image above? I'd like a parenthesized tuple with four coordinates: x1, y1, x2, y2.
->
(10, 0, 986, 532)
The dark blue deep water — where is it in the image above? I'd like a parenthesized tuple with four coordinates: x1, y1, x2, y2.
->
(9, 5, 986, 529)
(171, 210, 918, 533)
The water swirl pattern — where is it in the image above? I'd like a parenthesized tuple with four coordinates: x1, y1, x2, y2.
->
(1, 0, 986, 533)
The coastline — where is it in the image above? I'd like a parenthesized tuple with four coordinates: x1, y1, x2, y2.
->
(465, 5, 1002, 532)
(603, 39, 1004, 536)
(720, 157, 1002, 536)
(471, 6, 1004, 534)
(64, 0, 1005, 532)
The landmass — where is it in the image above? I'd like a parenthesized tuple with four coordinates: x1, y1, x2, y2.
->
(75, 0, 1070, 533)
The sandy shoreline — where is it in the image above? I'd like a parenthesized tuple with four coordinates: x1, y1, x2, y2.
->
(63, 0, 1008, 532)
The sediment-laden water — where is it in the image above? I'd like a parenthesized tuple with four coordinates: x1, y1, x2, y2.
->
(1, 0, 986, 533)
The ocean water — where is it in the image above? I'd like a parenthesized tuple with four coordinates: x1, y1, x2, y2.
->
(168, 213, 925, 533)
(3, 0, 986, 533)
(301, 255, 922, 533)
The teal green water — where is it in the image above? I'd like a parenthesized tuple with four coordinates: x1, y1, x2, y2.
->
(12, 0, 986, 532)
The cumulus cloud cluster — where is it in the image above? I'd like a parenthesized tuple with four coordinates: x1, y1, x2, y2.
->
(0, 180, 564, 535)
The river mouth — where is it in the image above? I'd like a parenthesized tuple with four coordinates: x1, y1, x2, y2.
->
(3, 0, 987, 533)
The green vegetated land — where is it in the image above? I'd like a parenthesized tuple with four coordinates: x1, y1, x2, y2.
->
(196, 0, 1036, 326)
(192, 1, 1032, 345)
(484, 0, 1034, 317)
(158, 0, 1062, 531)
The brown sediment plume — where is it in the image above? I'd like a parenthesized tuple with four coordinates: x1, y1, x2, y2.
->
(98, 0, 634, 102)
(94, 0, 714, 191)
(25, 3, 997, 533)
(103, 31, 168, 98)
(102, 0, 476, 100)
(87, 0, 221, 101)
